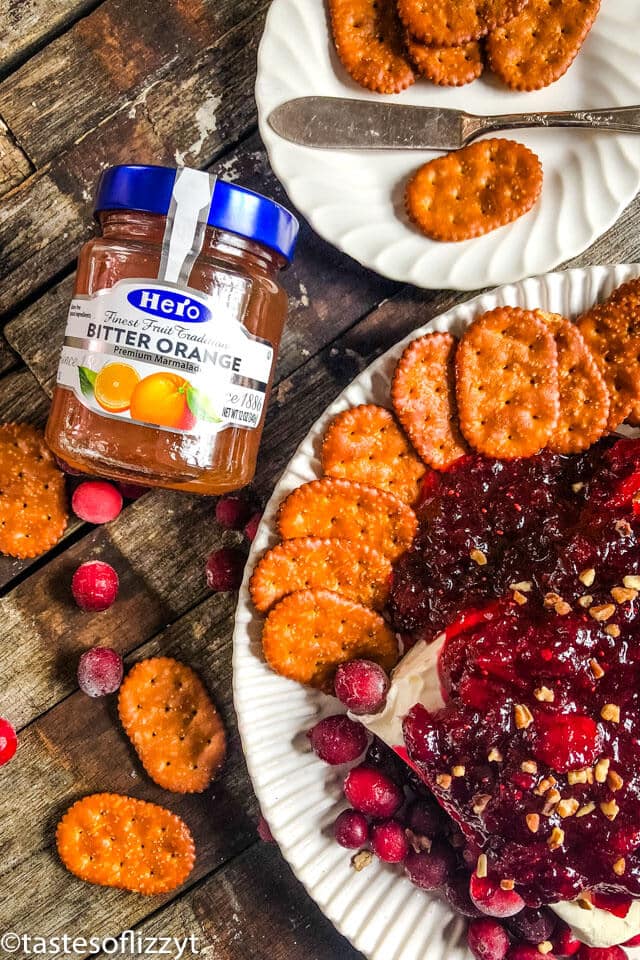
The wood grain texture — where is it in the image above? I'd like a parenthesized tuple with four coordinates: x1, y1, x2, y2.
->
(0, 0, 268, 166)
(0, 0, 102, 73)
(0, 118, 32, 196)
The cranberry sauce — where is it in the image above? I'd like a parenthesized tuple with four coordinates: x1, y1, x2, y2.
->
(397, 439, 640, 906)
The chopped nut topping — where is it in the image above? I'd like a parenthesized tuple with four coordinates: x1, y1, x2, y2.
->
(557, 798, 580, 818)
(579, 568, 596, 587)
(589, 658, 605, 679)
(476, 854, 488, 879)
(577, 895, 594, 911)
(576, 802, 596, 818)
(535, 777, 555, 796)
(613, 858, 627, 877)
(538, 943, 554, 956)
(611, 586, 638, 604)
(545, 788, 561, 805)
(568, 768, 589, 785)
(608, 771, 624, 792)
(514, 703, 534, 730)
(526, 813, 540, 833)
(510, 581, 533, 593)
(521, 760, 538, 774)
(589, 603, 616, 622)
(600, 703, 621, 723)
(544, 592, 562, 607)
(351, 850, 373, 871)
(452, 765, 466, 777)
(615, 519, 633, 537)
(534, 686, 555, 703)
(572, 482, 584, 493)
(472, 794, 491, 815)
(488, 748, 503, 763)
(513, 590, 528, 605)
(548, 827, 565, 850)
(436, 773, 452, 790)
(601, 799, 620, 821)
(623, 575, 640, 590)
(500, 878, 515, 891)
(555, 600, 572, 615)
(595, 758, 611, 783)
(578, 595, 594, 608)
(470, 548, 487, 566)
(605, 624, 621, 638)
(405, 829, 432, 854)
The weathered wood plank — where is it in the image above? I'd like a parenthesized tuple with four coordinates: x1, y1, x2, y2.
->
(0, 0, 268, 167)
(0, 0, 102, 73)
(0, 117, 32, 196)
(0, 13, 264, 317)
(131, 843, 361, 960)
(5, 136, 397, 394)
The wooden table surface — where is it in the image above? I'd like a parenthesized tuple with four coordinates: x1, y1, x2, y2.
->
(0, 2, 639, 957)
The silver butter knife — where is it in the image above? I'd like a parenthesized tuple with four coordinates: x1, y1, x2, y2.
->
(268, 96, 640, 151)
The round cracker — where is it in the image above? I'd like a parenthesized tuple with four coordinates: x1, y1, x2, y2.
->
(321, 404, 425, 503)
(405, 35, 483, 86)
(397, 0, 527, 46)
(329, 0, 415, 94)
(536, 312, 610, 454)
(577, 279, 640, 430)
(391, 332, 468, 470)
(261, 588, 398, 690)
(455, 307, 560, 459)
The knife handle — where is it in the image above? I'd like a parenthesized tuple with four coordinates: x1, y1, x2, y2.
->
(463, 105, 640, 143)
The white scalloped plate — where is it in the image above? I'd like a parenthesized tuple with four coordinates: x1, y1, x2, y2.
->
(255, 0, 640, 291)
(234, 263, 640, 960)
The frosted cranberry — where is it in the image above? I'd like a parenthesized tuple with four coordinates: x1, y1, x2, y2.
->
(205, 547, 245, 592)
(257, 815, 275, 843)
(215, 496, 252, 530)
(532, 713, 600, 773)
(244, 511, 263, 543)
(71, 560, 119, 612)
(578, 949, 626, 960)
(343, 766, 403, 818)
(404, 842, 456, 890)
(77, 647, 123, 697)
(72, 480, 123, 523)
(117, 482, 148, 500)
(334, 809, 369, 849)
(365, 737, 405, 783)
(467, 919, 510, 960)
(469, 874, 525, 919)
(0, 718, 18, 766)
(508, 908, 557, 944)
(554, 925, 581, 956)
(308, 715, 368, 765)
(334, 659, 389, 715)
(371, 819, 409, 863)
(446, 874, 483, 918)
(407, 799, 445, 838)
(509, 948, 555, 960)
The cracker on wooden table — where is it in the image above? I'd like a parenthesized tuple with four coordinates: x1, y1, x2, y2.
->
(455, 307, 560, 459)
(261, 588, 398, 690)
(405, 139, 543, 243)
(277, 477, 417, 560)
(118, 657, 226, 794)
(396, 0, 527, 46)
(537, 312, 609, 454)
(577, 279, 640, 430)
(487, 0, 601, 91)
(56, 793, 195, 895)
(329, 0, 415, 94)
(250, 537, 392, 613)
(405, 35, 483, 86)
(321, 404, 425, 503)
(0, 423, 68, 559)
(391, 332, 468, 470)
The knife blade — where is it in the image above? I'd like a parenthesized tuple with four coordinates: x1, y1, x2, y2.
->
(268, 97, 640, 151)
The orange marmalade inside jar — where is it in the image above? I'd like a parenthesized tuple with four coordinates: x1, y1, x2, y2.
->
(46, 164, 299, 494)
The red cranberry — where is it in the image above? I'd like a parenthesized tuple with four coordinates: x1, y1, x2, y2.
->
(205, 547, 245, 592)
(72, 480, 123, 523)
(554, 925, 581, 956)
(343, 766, 403, 818)
(406, 798, 445, 838)
(0, 718, 18, 767)
(77, 647, 123, 697)
(404, 842, 456, 890)
(365, 737, 405, 784)
(624, 934, 640, 947)
(371, 819, 409, 863)
(508, 907, 557, 944)
(257, 815, 275, 843)
(467, 918, 510, 960)
(244, 511, 263, 542)
(215, 496, 252, 530)
(334, 810, 369, 849)
(578, 949, 626, 960)
(469, 874, 525, 919)
(308, 715, 368, 765)
(509, 948, 556, 960)
(446, 873, 483, 918)
(531, 713, 600, 773)
(71, 560, 119, 612)
(334, 659, 390, 715)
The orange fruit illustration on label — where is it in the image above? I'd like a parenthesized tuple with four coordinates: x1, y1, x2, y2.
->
(94, 362, 140, 413)
(129, 372, 197, 431)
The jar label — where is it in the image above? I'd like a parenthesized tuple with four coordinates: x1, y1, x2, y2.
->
(56, 276, 274, 434)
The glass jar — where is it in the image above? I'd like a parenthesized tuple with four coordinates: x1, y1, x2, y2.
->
(46, 165, 298, 494)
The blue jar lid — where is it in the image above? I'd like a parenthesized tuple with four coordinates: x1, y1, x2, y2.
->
(94, 164, 299, 263)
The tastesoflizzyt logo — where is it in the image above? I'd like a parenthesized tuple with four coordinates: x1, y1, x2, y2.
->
(127, 288, 211, 324)
(0, 930, 200, 957)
